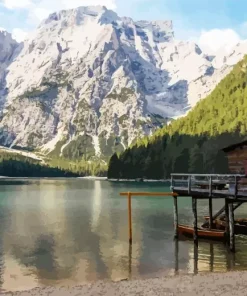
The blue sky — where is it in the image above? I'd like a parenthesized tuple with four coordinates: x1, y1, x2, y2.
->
(0, 0, 246, 53)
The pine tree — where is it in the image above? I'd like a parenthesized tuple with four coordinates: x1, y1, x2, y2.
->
(108, 153, 120, 179)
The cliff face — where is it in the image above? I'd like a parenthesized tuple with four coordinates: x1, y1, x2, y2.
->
(0, 29, 20, 110)
(0, 6, 246, 159)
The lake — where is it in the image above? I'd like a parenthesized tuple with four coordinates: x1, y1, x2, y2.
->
(1, 178, 247, 292)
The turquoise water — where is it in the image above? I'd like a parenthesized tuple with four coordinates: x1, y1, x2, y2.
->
(0, 178, 247, 292)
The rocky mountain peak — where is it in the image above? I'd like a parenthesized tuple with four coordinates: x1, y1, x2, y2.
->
(0, 30, 19, 62)
(40, 5, 119, 28)
(0, 6, 246, 160)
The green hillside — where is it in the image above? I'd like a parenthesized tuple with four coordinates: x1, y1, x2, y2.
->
(108, 55, 247, 179)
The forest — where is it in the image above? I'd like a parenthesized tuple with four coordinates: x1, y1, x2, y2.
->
(108, 55, 247, 179)
(0, 152, 107, 177)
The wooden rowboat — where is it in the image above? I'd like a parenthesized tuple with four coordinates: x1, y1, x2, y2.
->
(204, 216, 247, 224)
(203, 216, 247, 235)
(178, 224, 225, 240)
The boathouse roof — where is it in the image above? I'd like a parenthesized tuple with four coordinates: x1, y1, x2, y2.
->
(222, 139, 247, 152)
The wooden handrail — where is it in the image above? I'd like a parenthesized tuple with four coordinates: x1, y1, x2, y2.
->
(171, 173, 245, 177)
(120, 192, 178, 197)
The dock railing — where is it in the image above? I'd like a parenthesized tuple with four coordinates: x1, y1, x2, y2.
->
(171, 174, 247, 198)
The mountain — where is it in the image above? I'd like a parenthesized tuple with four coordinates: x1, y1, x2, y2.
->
(108, 55, 247, 179)
(1, 5, 247, 160)
(0, 28, 20, 109)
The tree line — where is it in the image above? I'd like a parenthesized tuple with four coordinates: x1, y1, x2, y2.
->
(0, 152, 107, 177)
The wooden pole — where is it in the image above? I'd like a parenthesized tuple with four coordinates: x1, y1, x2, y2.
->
(188, 175, 192, 195)
(173, 195, 178, 238)
(128, 242, 132, 278)
(234, 176, 238, 199)
(128, 192, 132, 244)
(225, 198, 230, 245)
(192, 197, 198, 244)
(193, 242, 198, 275)
(209, 176, 213, 230)
(229, 202, 235, 252)
(209, 197, 213, 230)
(174, 239, 179, 274)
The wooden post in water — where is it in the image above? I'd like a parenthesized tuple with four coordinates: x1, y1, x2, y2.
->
(209, 176, 213, 230)
(128, 192, 132, 245)
(128, 242, 132, 278)
(229, 202, 235, 252)
(225, 198, 230, 245)
(193, 241, 198, 275)
(173, 195, 178, 239)
(192, 197, 198, 244)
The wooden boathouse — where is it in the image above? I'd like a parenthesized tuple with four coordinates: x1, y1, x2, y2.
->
(171, 139, 247, 252)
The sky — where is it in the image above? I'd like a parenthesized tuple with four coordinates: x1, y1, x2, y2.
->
(0, 0, 247, 54)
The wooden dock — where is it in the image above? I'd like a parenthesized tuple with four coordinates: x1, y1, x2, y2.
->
(171, 173, 247, 252)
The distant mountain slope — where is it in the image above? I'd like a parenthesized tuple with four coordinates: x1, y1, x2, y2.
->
(108, 55, 247, 179)
(1, 6, 247, 160)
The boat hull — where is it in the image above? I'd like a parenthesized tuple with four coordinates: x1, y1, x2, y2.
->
(178, 224, 225, 241)
(203, 216, 247, 235)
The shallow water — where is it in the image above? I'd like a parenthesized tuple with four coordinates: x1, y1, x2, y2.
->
(0, 178, 247, 292)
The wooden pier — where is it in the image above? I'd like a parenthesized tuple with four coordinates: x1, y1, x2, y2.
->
(171, 139, 247, 252)
(120, 173, 247, 253)
(171, 173, 247, 252)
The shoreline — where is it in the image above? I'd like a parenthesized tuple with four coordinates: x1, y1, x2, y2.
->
(107, 178, 171, 182)
(0, 176, 171, 183)
(1, 270, 247, 295)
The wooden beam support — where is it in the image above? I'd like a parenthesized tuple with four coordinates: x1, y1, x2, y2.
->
(229, 202, 235, 252)
(234, 176, 238, 199)
(188, 175, 192, 195)
(202, 204, 226, 228)
(209, 176, 213, 230)
(225, 198, 230, 245)
(192, 197, 198, 244)
(171, 175, 174, 192)
(173, 195, 178, 239)
(209, 197, 213, 230)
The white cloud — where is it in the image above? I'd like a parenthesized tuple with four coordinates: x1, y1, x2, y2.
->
(28, 1, 117, 25)
(197, 28, 241, 54)
(59, 0, 116, 10)
(2, 0, 117, 26)
(2, 0, 32, 9)
(33, 7, 51, 21)
(12, 28, 29, 42)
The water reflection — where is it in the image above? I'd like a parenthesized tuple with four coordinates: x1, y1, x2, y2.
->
(174, 239, 179, 275)
(173, 238, 247, 275)
(1, 179, 247, 292)
(91, 181, 102, 232)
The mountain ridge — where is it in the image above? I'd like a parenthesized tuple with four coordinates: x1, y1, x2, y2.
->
(0, 5, 247, 160)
